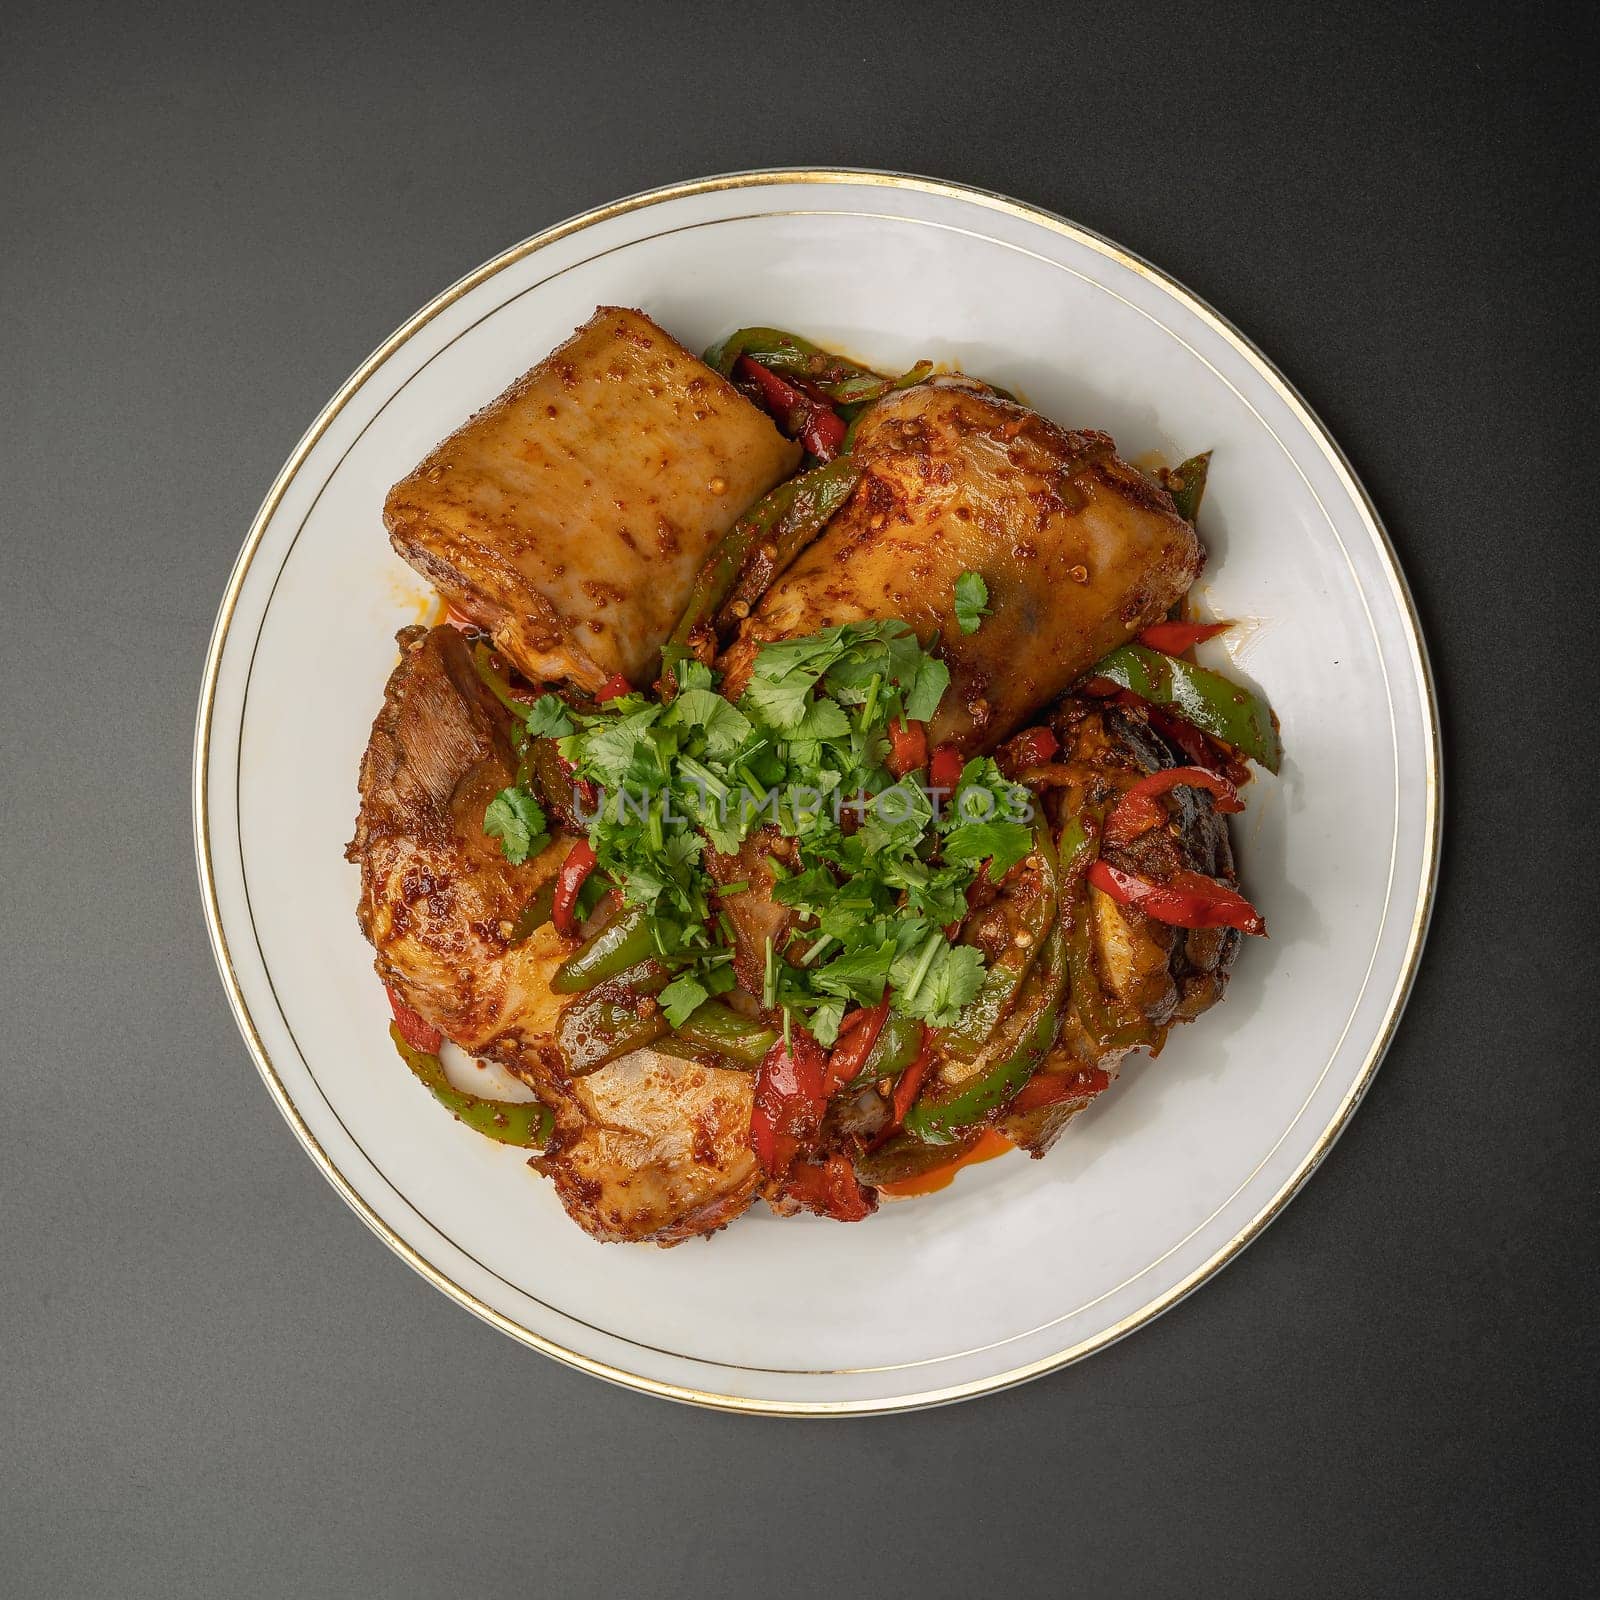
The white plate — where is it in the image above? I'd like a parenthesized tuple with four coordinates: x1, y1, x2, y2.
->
(194, 171, 1439, 1414)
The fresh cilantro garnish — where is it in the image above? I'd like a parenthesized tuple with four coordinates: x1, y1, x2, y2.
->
(953, 572, 990, 634)
(484, 617, 1040, 1040)
(939, 757, 1035, 877)
(658, 973, 709, 1028)
(522, 694, 576, 739)
(483, 787, 549, 865)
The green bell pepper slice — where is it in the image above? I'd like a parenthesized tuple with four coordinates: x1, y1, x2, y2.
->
(942, 841, 1058, 1061)
(1165, 451, 1211, 523)
(555, 961, 670, 1075)
(900, 827, 1069, 1145)
(660, 457, 861, 671)
(389, 1025, 552, 1147)
(551, 906, 655, 994)
(853, 1127, 983, 1188)
(714, 456, 862, 629)
(507, 878, 556, 944)
(846, 1011, 926, 1089)
(901, 924, 1068, 1146)
(671, 1001, 777, 1067)
(1090, 643, 1282, 773)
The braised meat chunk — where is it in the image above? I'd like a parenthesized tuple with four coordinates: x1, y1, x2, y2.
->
(529, 1046, 761, 1245)
(385, 308, 801, 692)
(720, 380, 1200, 750)
(350, 624, 762, 1245)
(347, 624, 575, 1070)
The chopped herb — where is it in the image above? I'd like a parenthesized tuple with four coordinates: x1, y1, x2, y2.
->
(954, 571, 990, 634)
(482, 787, 548, 865)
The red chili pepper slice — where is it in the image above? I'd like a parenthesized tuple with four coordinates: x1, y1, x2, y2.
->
(928, 743, 965, 791)
(1137, 620, 1231, 653)
(749, 1033, 830, 1174)
(888, 1039, 934, 1131)
(1104, 765, 1245, 846)
(1087, 859, 1266, 935)
(734, 356, 847, 461)
(824, 997, 890, 1094)
(834, 1005, 872, 1038)
(777, 1154, 875, 1221)
(385, 984, 442, 1054)
(594, 673, 633, 703)
(552, 840, 598, 936)
(1010, 1065, 1110, 1115)
(886, 717, 930, 777)
(993, 727, 1058, 779)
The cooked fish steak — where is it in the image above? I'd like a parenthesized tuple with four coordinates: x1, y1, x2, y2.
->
(385, 307, 801, 691)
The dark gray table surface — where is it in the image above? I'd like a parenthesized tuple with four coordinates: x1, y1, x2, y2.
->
(5, 3, 1596, 1595)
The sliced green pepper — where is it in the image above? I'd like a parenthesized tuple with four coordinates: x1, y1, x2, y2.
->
(389, 1024, 552, 1147)
(705, 327, 898, 402)
(901, 923, 1068, 1146)
(555, 961, 670, 1074)
(715, 457, 862, 628)
(1165, 451, 1211, 523)
(671, 1000, 777, 1066)
(847, 1011, 925, 1088)
(1057, 804, 1157, 1052)
(853, 1127, 983, 1188)
(525, 737, 586, 829)
(470, 641, 532, 720)
(706, 328, 935, 425)
(507, 878, 556, 944)
(662, 459, 862, 672)
(901, 828, 1069, 1145)
(942, 844, 1057, 1061)
(1090, 643, 1282, 773)
(551, 906, 655, 994)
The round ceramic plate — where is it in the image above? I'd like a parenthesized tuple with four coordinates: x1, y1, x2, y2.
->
(195, 171, 1439, 1414)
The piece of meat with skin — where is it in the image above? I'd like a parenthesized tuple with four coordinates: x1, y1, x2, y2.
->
(718, 380, 1200, 751)
(347, 624, 577, 1068)
(527, 1045, 761, 1245)
(351, 624, 759, 1246)
(384, 307, 801, 692)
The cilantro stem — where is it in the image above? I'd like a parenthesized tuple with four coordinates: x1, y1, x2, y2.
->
(762, 935, 777, 1010)
(899, 930, 945, 1012)
(860, 672, 882, 732)
(800, 933, 835, 967)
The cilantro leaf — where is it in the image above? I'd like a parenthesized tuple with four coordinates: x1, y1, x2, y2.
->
(903, 653, 950, 723)
(667, 688, 753, 756)
(659, 974, 709, 1028)
(809, 996, 847, 1048)
(482, 787, 548, 865)
(523, 694, 576, 738)
(909, 942, 988, 1026)
(953, 571, 990, 634)
(812, 940, 897, 1005)
(942, 819, 1035, 878)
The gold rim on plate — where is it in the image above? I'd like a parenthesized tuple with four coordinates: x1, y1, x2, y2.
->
(193, 168, 1442, 1415)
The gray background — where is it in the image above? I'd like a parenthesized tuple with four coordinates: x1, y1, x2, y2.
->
(4, 2, 1597, 1595)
